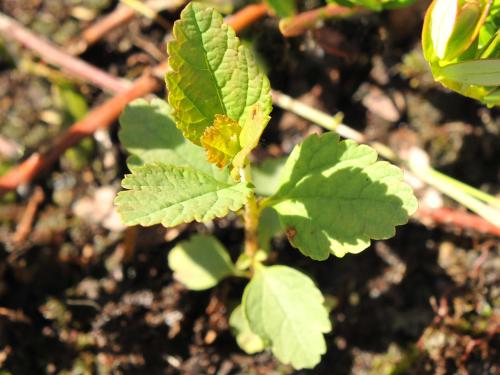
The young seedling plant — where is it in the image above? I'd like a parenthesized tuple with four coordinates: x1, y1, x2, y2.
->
(115, 2, 417, 369)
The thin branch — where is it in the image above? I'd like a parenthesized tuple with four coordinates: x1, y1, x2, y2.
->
(69, 0, 185, 55)
(0, 12, 130, 93)
(225, 3, 268, 33)
(279, 4, 363, 37)
(13, 186, 44, 244)
(69, 4, 137, 55)
(417, 208, 500, 236)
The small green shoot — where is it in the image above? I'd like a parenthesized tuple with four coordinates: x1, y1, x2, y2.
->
(115, 2, 417, 369)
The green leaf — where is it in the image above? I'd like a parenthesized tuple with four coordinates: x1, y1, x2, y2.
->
(232, 104, 270, 178)
(268, 133, 418, 260)
(265, 0, 297, 18)
(115, 163, 251, 227)
(429, 0, 459, 60)
(198, 0, 233, 14)
(166, 2, 272, 145)
(445, 1, 490, 60)
(257, 207, 282, 252)
(252, 157, 286, 197)
(199, 104, 270, 177)
(484, 87, 500, 106)
(229, 304, 266, 354)
(439, 59, 500, 86)
(119, 98, 231, 183)
(243, 265, 331, 369)
(168, 234, 236, 290)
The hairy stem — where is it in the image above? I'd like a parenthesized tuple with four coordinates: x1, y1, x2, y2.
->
(241, 164, 260, 262)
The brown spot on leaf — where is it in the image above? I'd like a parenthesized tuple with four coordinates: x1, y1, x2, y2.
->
(286, 227, 297, 241)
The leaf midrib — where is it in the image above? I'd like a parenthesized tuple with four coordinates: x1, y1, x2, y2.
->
(190, 8, 227, 117)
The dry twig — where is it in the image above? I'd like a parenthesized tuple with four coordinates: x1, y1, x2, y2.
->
(0, 12, 130, 93)
(69, 0, 185, 55)
(416, 208, 500, 236)
(13, 186, 45, 244)
(279, 4, 363, 37)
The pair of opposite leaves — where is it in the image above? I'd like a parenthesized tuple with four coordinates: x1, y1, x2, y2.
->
(117, 2, 418, 261)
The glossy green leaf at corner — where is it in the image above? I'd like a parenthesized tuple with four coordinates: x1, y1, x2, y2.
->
(422, 0, 500, 104)
(426, 0, 491, 62)
(115, 163, 251, 227)
(119, 99, 234, 182)
(267, 133, 418, 260)
(265, 0, 297, 18)
(243, 265, 332, 369)
(166, 2, 272, 145)
(168, 234, 236, 290)
(446, 1, 489, 59)
(229, 304, 267, 354)
(478, 2, 499, 55)
(439, 59, 500, 85)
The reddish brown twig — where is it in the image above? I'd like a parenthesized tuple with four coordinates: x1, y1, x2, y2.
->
(69, 4, 137, 55)
(225, 3, 269, 33)
(417, 208, 500, 236)
(0, 307, 31, 323)
(13, 186, 44, 244)
(0, 73, 160, 193)
(69, 1, 184, 55)
(0, 12, 130, 93)
(279, 4, 363, 37)
(0, 5, 267, 193)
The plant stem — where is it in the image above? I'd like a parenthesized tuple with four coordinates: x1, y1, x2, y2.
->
(429, 168, 500, 209)
(241, 164, 260, 262)
(410, 162, 500, 226)
(0, 12, 131, 94)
